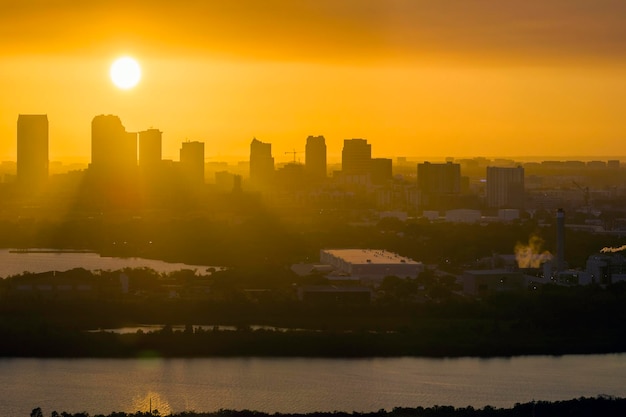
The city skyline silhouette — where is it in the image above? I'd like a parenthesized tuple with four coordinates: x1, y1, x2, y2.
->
(3, 3, 626, 416)
(2, 1, 626, 162)
(5, 112, 626, 168)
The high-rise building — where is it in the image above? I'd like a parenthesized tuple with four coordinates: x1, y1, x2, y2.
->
(417, 162, 460, 194)
(179, 141, 205, 185)
(486, 166, 525, 208)
(138, 128, 162, 169)
(17, 114, 48, 190)
(417, 161, 461, 209)
(305, 135, 327, 179)
(341, 139, 371, 175)
(90, 115, 137, 178)
(249, 138, 274, 189)
(371, 158, 393, 185)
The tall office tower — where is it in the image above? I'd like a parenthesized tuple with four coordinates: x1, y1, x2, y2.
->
(341, 138, 371, 174)
(17, 114, 49, 190)
(305, 135, 327, 179)
(90, 115, 137, 178)
(417, 161, 461, 209)
(249, 138, 274, 189)
(371, 158, 393, 185)
(138, 128, 162, 169)
(417, 161, 461, 194)
(179, 141, 205, 185)
(486, 166, 525, 208)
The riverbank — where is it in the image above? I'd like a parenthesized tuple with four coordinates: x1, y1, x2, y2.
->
(2, 269, 626, 358)
(2, 324, 626, 358)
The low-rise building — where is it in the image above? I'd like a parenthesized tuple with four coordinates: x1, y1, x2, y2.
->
(320, 249, 423, 283)
(462, 270, 528, 295)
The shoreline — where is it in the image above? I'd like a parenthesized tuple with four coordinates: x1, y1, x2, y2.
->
(25, 397, 626, 417)
(8, 249, 97, 254)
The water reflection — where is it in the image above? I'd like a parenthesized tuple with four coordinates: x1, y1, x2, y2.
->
(0, 355, 624, 415)
(131, 391, 172, 415)
(90, 324, 313, 334)
(0, 249, 218, 277)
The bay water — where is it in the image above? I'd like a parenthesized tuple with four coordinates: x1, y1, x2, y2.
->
(1, 355, 624, 416)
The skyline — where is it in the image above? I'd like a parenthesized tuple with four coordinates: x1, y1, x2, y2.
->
(6, 112, 626, 167)
(2, 1, 626, 162)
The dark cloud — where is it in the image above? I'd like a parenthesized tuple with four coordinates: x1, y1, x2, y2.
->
(2, 0, 626, 65)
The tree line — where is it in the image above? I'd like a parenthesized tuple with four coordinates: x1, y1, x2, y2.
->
(29, 396, 626, 417)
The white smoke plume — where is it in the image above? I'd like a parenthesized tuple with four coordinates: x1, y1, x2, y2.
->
(515, 235, 553, 268)
(600, 245, 626, 253)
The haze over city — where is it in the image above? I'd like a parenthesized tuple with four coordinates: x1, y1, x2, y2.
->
(2, 0, 626, 163)
(3, 2, 626, 416)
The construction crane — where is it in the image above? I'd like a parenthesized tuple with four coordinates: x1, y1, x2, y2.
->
(284, 149, 303, 163)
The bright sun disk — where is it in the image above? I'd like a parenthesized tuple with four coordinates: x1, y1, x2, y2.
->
(110, 56, 141, 89)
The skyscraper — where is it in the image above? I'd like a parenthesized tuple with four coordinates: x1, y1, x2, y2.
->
(249, 138, 274, 189)
(17, 114, 48, 190)
(417, 162, 461, 195)
(90, 115, 137, 178)
(486, 166, 525, 208)
(305, 135, 327, 179)
(342, 138, 371, 175)
(179, 141, 205, 185)
(138, 128, 162, 169)
(417, 161, 461, 209)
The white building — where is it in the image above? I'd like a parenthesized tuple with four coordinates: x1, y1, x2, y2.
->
(320, 249, 423, 282)
(586, 253, 626, 285)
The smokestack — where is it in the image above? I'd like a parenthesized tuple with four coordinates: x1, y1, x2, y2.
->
(556, 208, 565, 272)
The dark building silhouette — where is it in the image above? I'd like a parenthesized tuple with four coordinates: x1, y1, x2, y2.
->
(371, 158, 393, 185)
(179, 141, 205, 186)
(418, 161, 460, 194)
(86, 115, 139, 209)
(215, 171, 235, 191)
(417, 161, 461, 209)
(17, 114, 48, 191)
(486, 166, 525, 208)
(249, 138, 274, 189)
(276, 162, 305, 192)
(138, 128, 162, 169)
(342, 138, 371, 175)
(90, 115, 137, 178)
(305, 135, 327, 179)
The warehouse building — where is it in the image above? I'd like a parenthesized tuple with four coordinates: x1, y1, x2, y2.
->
(320, 249, 423, 282)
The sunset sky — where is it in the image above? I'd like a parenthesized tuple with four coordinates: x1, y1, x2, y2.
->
(1, 0, 625, 163)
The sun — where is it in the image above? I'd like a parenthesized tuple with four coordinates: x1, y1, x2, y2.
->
(110, 56, 141, 89)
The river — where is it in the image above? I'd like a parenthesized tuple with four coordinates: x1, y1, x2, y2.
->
(1, 355, 625, 416)
(0, 249, 215, 277)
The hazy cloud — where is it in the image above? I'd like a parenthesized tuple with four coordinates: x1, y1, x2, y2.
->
(2, 0, 626, 65)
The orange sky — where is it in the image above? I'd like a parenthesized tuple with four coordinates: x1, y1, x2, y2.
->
(1, 0, 625, 163)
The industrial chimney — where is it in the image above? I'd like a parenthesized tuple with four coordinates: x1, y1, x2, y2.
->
(556, 208, 565, 272)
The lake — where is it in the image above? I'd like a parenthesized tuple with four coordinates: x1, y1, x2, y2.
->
(1, 354, 625, 416)
(0, 249, 215, 277)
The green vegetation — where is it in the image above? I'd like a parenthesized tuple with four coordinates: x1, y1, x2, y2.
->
(0, 209, 624, 269)
(28, 396, 626, 417)
(1, 213, 625, 358)
(1, 265, 626, 357)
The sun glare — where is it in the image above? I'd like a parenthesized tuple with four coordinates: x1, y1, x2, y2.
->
(110, 56, 141, 89)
